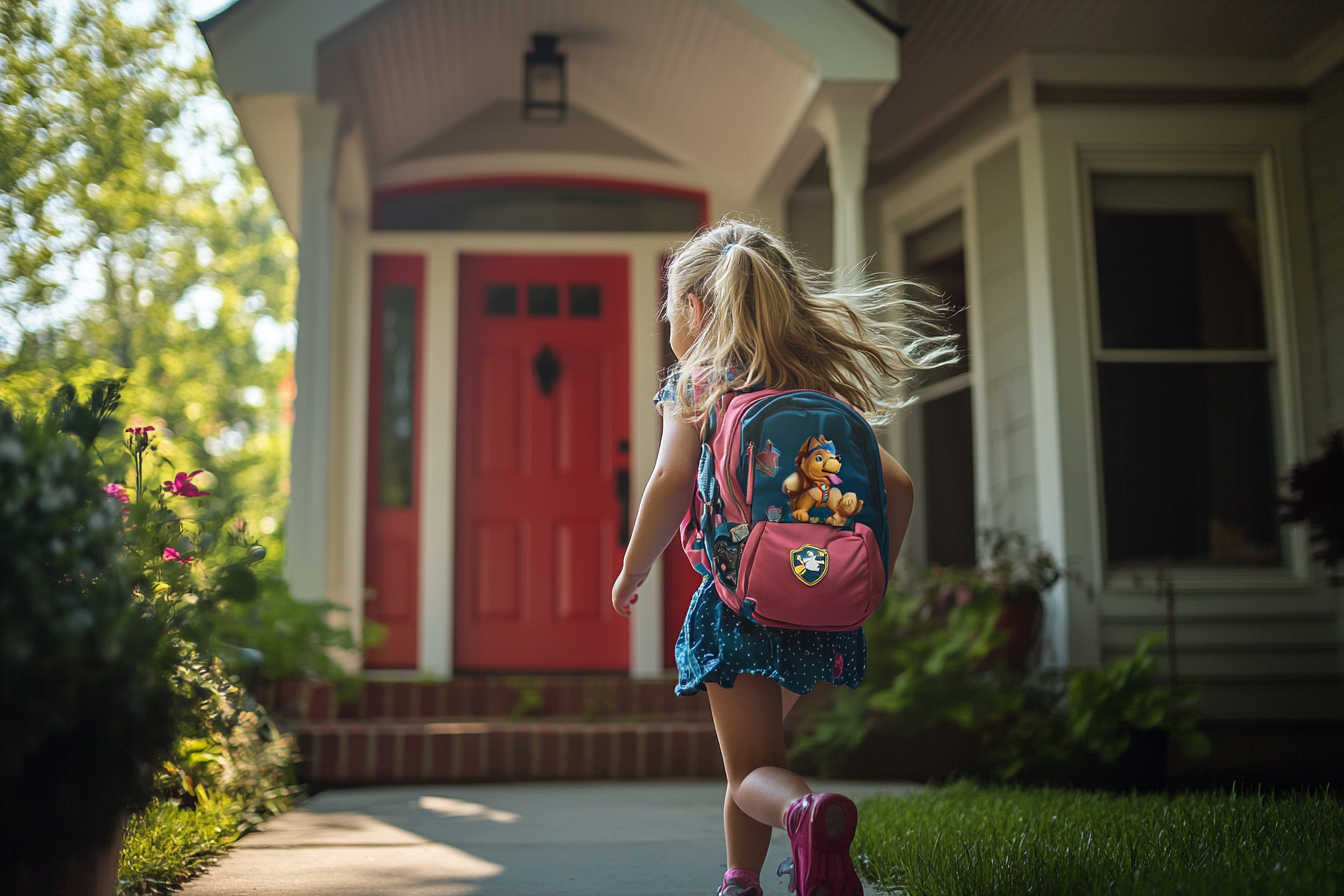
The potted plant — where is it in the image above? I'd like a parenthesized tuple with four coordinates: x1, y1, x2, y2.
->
(1064, 633, 1209, 791)
(974, 529, 1061, 669)
(0, 387, 182, 895)
(789, 531, 1210, 788)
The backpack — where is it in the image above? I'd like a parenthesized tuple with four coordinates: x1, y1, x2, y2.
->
(681, 388, 889, 631)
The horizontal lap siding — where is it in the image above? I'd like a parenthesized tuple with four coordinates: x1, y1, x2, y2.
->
(975, 142, 1038, 540)
(1100, 588, 1342, 720)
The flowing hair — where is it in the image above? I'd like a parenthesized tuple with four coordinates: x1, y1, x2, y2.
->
(661, 217, 958, 425)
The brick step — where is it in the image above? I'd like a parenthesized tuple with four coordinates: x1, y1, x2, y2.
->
(295, 719, 724, 784)
(257, 676, 710, 723)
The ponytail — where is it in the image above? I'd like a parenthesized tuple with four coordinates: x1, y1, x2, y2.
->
(662, 217, 956, 425)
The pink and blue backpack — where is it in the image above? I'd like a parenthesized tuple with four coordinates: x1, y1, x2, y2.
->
(681, 388, 889, 631)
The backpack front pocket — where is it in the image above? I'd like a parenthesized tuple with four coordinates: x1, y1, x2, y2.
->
(735, 521, 885, 631)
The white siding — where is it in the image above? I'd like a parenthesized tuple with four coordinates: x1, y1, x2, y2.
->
(974, 143, 1038, 539)
(1305, 61, 1344, 433)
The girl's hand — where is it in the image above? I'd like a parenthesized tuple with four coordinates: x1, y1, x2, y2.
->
(608, 411, 700, 618)
(611, 567, 648, 617)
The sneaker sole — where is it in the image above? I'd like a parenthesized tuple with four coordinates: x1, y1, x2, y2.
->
(795, 793, 860, 896)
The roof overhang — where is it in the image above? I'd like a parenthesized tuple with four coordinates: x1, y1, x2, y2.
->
(199, 0, 898, 229)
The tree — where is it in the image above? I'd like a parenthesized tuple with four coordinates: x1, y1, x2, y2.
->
(0, 0, 296, 536)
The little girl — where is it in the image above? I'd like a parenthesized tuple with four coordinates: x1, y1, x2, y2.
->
(611, 219, 950, 896)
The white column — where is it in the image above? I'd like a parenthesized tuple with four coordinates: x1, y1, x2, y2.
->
(285, 99, 340, 602)
(629, 246, 665, 679)
(810, 88, 874, 279)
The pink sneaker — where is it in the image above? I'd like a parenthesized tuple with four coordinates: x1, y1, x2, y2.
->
(718, 868, 763, 896)
(777, 793, 863, 896)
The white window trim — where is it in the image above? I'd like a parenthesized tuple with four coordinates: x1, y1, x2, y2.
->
(880, 188, 980, 570)
(1077, 148, 1312, 589)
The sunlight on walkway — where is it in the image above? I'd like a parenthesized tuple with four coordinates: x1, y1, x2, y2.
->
(181, 780, 918, 895)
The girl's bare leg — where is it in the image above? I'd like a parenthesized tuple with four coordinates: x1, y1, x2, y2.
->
(708, 676, 811, 874)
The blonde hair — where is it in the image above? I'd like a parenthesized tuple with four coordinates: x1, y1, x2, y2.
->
(662, 217, 957, 425)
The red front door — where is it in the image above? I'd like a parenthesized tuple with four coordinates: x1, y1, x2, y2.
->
(455, 254, 630, 671)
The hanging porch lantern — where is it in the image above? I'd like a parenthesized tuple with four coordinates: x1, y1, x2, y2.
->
(523, 34, 566, 123)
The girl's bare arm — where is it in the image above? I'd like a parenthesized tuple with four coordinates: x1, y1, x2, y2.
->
(611, 413, 702, 616)
(879, 445, 914, 574)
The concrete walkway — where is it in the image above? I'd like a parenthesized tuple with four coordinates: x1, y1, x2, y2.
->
(181, 780, 918, 896)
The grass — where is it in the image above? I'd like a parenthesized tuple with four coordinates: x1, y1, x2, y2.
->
(117, 800, 242, 895)
(854, 782, 1344, 896)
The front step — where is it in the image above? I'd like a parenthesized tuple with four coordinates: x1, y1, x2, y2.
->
(295, 719, 723, 784)
(257, 676, 711, 723)
(260, 675, 726, 785)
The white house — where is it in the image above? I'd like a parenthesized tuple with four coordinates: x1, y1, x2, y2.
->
(201, 0, 1344, 735)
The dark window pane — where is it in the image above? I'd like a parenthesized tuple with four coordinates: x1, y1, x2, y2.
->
(527, 283, 558, 316)
(1093, 175, 1264, 350)
(375, 184, 703, 232)
(906, 212, 968, 384)
(486, 284, 516, 316)
(922, 388, 976, 566)
(379, 285, 417, 507)
(570, 284, 601, 316)
(1097, 362, 1280, 567)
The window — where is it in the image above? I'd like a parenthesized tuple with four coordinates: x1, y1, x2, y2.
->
(377, 284, 418, 507)
(1090, 173, 1280, 568)
(527, 283, 559, 316)
(907, 211, 976, 567)
(570, 284, 601, 316)
(374, 183, 703, 232)
(485, 284, 517, 316)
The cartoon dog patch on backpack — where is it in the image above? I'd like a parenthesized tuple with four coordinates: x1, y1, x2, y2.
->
(782, 435, 864, 527)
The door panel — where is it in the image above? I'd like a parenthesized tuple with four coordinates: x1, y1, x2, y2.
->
(455, 254, 629, 671)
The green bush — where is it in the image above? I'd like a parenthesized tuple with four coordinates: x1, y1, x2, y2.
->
(0, 389, 182, 851)
(2, 381, 353, 886)
(790, 533, 1208, 782)
(854, 782, 1344, 896)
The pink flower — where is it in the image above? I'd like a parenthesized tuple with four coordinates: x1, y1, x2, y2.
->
(124, 425, 156, 435)
(104, 483, 129, 504)
(162, 546, 192, 564)
(163, 470, 212, 498)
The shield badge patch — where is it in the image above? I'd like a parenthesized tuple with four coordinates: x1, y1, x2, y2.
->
(790, 545, 828, 586)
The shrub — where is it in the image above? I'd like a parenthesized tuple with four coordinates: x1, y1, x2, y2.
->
(2, 380, 345, 886)
(0, 391, 182, 854)
(790, 532, 1207, 783)
(1281, 429, 1344, 574)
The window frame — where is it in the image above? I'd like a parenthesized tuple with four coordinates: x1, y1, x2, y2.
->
(1078, 148, 1311, 587)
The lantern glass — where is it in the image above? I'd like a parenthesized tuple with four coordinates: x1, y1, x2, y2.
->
(524, 34, 566, 122)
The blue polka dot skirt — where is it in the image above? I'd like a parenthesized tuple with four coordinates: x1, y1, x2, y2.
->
(674, 575, 867, 697)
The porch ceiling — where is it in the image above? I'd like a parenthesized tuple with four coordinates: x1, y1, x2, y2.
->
(319, 0, 831, 197)
(871, 0, 1344, 164)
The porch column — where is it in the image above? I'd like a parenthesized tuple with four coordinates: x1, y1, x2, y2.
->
(810, 87, 875, 279)
(285, 100, 340, 602)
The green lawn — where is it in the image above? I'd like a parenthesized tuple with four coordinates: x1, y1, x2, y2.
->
(854, 782, 1344, 896)
(118, 801, 241, 896)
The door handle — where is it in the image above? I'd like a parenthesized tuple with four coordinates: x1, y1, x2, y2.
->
(615, 467, 630, 547)
(533, 344, 561, 395)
